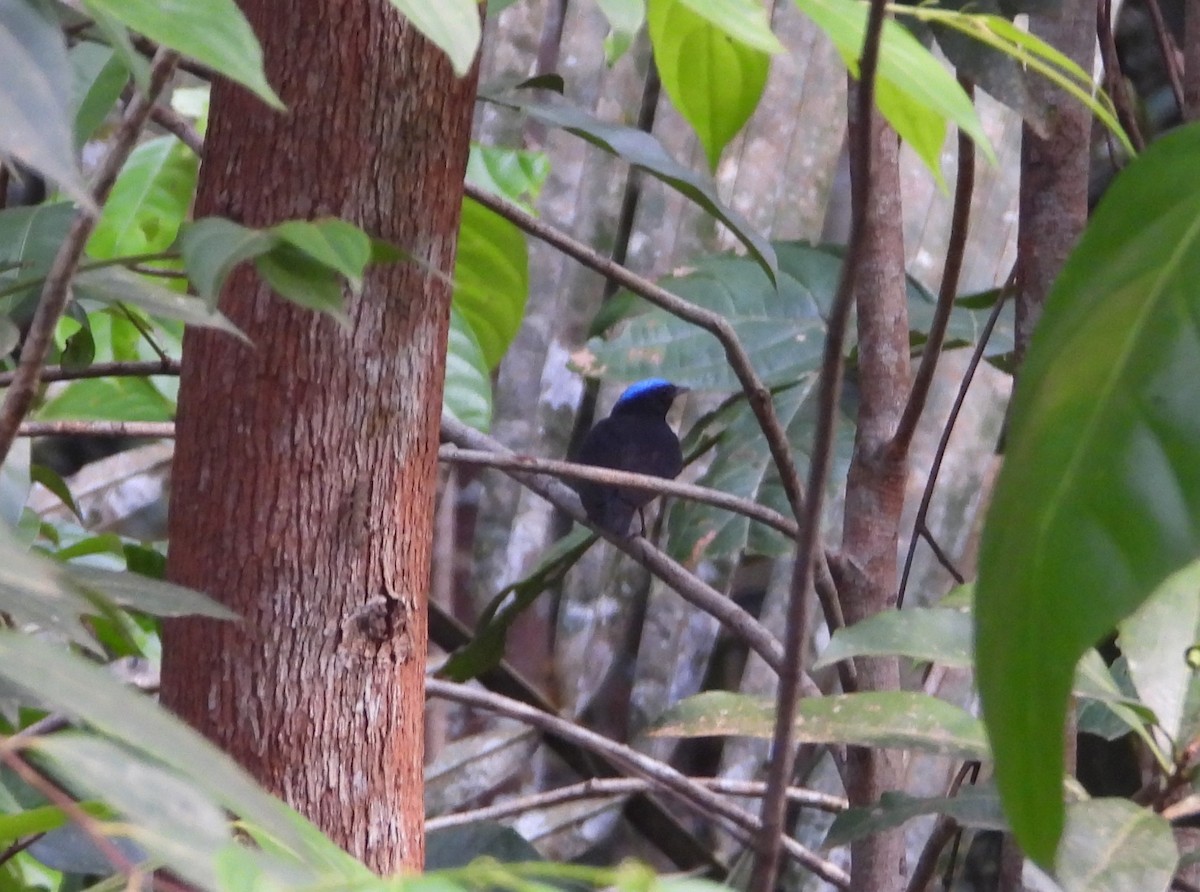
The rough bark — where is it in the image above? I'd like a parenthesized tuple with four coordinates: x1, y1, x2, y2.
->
(1015, 0, 1094, 360)
(159, 0, 478, 872)
(839, 93, 910, 892)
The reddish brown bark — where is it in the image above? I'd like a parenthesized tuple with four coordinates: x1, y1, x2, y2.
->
(839, 94, 910, 892)
(159, 1, 478, 872)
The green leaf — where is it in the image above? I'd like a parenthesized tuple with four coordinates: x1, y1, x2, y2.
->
(0, 440, 30, 530)
(0, 1, 92, 207)
(385, 0, 481, 77)
(36, 376, 173, 422)
(674, 0, 786, 53)
(1120, 558, 1200, 744)
(272, 219, 372, 295)
(651, 690, 989, 758)
(0, 803, 78, 841)
(0, 203, 74, 313)
(82, 0, 283, 109)
(583, 243, 953, 391)
(73, 266, 246, 339)
(648, 0, 772, 170)
(31, 464, 82, 521)
(0, 633, 309, 858)
(465, 144, 550, 212)
(480, 91, 778, 285)
(254, 245, 347, 324)
(975, 123, 1200, 867)
(0, 527, 107, 648)
(792, 0, 996, 186)
(178, 216, 277, 303)
(87, 136, 198, 259)
(814, 607, 973, 670)
(33, 734, 232, 889)
(1051, 799, 1176, 892)
(825, 787, 1006, 848)
(67, 565, 237, 620)
(453, 198, 528, 369)
(597, 0, 646, 62)
(440, 528, 593, 681)
(667, 377, 854, 560)
(444, 305, 494, 432)
(69, 43, 130, 149)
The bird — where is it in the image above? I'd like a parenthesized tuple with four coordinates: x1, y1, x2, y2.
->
(570, 378, 686, 536)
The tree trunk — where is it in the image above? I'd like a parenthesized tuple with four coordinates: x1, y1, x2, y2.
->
(1015, 0, 1093, 359)
(839, 90, 910, 892)
(160, 0, 478, 873)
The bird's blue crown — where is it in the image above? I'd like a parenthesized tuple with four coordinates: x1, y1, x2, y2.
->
(614, 377, 676, 408)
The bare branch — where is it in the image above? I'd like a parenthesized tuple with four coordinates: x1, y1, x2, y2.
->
(0, 49, 179, 465)
(19, 421, 176, 439)
(1097, 0, 1146, 152)
(1141, 0, 1187, 118)
(440, 415, 787, 673)
(426, 776, 847, 832)
(461, 183, 808, 529)
(0, 360, 181, 389)
(425, 678, 851, 888)
(440, 446, 798, 537)
(897, 271, 1013, 608)
(751, 0, 893, 882)
(890, 81, 977, 457)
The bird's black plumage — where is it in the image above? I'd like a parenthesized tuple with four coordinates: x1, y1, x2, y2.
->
(571, 378, 685, 536)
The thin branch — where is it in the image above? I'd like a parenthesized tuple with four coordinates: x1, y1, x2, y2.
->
(896, 270, 1013, 608)
(903, 762, 979, 892)
(429, 604, 725, 874)
(1141, 0, 1187, 117)
(440, 415, 786, 674)
(751, 0, 892, 882)
(1097, 0, 1146, 152)
(920, 528, 965, 585)
(0, 49, 178, 466)
(116, 303, 170, 365)
(18, 421, 176, 439)
(425, 678, 850, 888)
(426, 777, 847, 832)
(462, 184, 808, 529)
(440, 446, 798, 538)
(0, 744, 189, 892)
(0, 360, 180, 389)
(890, 80, 977, 457)
(149, 102, 204, 156)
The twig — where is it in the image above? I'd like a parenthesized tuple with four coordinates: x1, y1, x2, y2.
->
(18, 421, 176, 439)
(429, 604, 724, 874)
(440, 415, 785, 673)
(0, 360, 180, 389)
(461, 185, 808, 530)
(905, 815, 960, 892)
(0, 49, 178, 466)
(0, 744, 190, 892)
(750, 0, 892, 884)
(116, 303, 171, 364)
(896, 270, 1013, 608)
(148, 102, 204, 157)
(1097, 0, 1146, 152)
(425, 678, 850, 888)
(426, 776, 847, 831)
(1141, 0, 1187, 118)
(920, 528, 965, 584)
(440, 447, 798, 538)
(890, 80, 977, 457)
